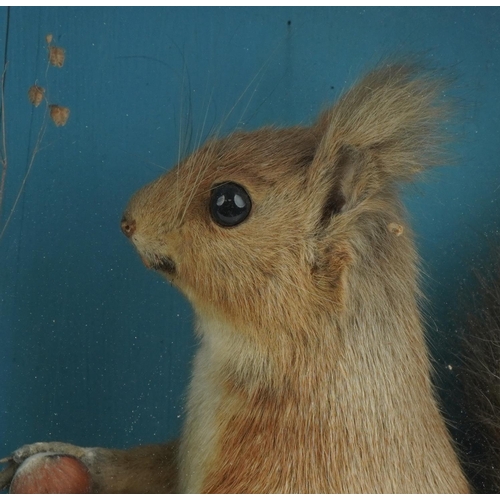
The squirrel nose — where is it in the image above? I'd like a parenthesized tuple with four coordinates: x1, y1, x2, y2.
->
(121, 214, 136, 238)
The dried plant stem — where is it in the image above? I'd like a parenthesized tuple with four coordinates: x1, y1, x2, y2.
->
(0, 107, 49, 241)
(0, 63, 8, 225)
(0, 34, 66, 242)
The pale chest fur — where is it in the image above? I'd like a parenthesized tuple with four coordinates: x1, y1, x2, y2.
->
(178, 314, 469, 493)
(178, 342, 223, 493)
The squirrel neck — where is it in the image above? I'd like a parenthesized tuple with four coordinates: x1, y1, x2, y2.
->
(179, 236, 469, 493)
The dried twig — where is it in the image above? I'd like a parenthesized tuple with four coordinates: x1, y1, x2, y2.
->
(0, 63, 8, 224)
(0, 34, 70, 241)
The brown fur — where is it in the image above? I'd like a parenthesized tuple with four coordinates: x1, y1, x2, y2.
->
(1, 62, 473, 492)
(460, 250, 500, 493)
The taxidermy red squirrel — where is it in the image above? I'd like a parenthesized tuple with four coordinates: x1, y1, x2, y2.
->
(1, 62, 499, 493)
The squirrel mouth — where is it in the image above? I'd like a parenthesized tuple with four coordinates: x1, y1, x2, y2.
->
(144, 254, 177, 275)
(154, 256, 177, 275)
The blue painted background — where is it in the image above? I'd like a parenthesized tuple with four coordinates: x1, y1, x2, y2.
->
(0, 6, 499, 457)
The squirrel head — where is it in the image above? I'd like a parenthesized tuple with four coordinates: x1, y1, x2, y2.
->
(121, 63, 449, 337)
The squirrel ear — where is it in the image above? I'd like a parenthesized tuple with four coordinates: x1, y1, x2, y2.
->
(314, 143, 369, 223)
(307, 63, 450, 223)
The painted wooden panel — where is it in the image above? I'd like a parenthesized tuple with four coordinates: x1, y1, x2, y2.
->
(0, 6, 499, 457)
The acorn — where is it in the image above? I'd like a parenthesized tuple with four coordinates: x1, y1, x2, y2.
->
(10, 453, 93, 494)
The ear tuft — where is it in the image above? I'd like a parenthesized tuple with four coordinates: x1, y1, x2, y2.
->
(308, 62, 452, 217)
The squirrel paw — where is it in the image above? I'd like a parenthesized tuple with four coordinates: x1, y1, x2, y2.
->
(0, 459, 16, 491)
(0, 442, 94, 491)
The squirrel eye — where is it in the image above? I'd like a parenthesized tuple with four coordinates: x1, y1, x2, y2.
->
(210, 182, 252, 227)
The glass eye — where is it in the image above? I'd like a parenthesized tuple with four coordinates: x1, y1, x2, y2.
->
(210, 182, 252, 227)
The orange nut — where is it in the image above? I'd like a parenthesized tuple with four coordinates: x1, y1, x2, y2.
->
(10, 453, 93, 494)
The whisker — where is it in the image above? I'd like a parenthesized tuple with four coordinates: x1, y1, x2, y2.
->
(174, 31, 290, 228)
(213, 32, 290, 138)
(178, 140, 216, 226)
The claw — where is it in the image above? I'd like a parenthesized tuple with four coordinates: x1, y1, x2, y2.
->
(0, 460, 17, 491)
